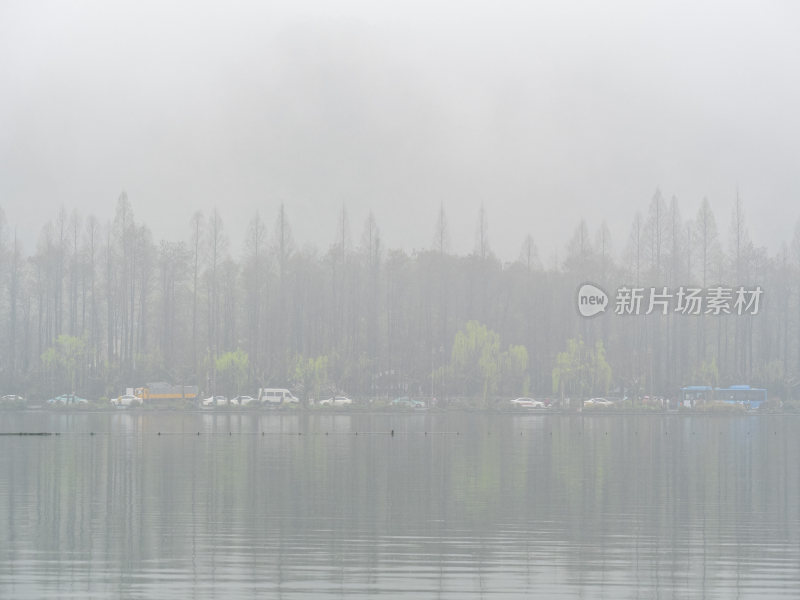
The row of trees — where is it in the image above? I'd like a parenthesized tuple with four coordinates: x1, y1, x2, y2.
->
(1, 190, 797, 402)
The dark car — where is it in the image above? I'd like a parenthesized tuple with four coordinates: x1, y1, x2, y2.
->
(47, 393, 89, 406)
(391, 396, 426, 409)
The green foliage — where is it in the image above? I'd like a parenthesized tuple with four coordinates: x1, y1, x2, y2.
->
(290, 354, 329, 403)
(41, 335, 87, 392)
(450, 321, 499, 404)
(552, 338, 612, 399)
(449, 321, 530, 405)
(501, 344, 529, 397)
(215, 349, 249, 395)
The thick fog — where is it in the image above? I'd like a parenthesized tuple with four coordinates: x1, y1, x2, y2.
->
(2, 0, 799, 259)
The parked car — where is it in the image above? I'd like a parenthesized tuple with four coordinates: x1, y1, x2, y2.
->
(201, 396, 228, 407)
(319, 396, 353, 407)
(584, 397, 614, 408)
(1, 394, 25, 404)
(231, 395, 256, 406)
(391, 396, 426, 409)
(111, 394, 143, 407)
(47, 394, 89, 406)
(257, 388, 300, 405)
(510, 397, 547, 409)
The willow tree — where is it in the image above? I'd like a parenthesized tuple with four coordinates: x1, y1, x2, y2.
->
(41, 334, 87, 394)
(291, 353, 329, 405)
(449, 320, 529, 405)
(552, 338, 612, 403)
(215, 349, 249, 397)
(450, 321, 498, 403)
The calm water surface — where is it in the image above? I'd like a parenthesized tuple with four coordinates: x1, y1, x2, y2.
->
(0, 411, 798, 598)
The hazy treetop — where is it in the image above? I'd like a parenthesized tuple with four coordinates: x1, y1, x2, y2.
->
(2, 0, 798, 259)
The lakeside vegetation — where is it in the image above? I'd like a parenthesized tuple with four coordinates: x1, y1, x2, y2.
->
(0, 191, 797, 404)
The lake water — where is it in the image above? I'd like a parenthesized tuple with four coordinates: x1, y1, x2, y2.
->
(0, 411, 798, 598)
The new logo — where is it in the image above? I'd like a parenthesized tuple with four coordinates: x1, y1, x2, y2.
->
(577, 283, 608, 317)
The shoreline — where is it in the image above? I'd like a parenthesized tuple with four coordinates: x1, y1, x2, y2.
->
(2, 407, 796, 417)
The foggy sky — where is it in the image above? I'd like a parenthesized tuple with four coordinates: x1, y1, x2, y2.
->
(2, 1, 799, 262)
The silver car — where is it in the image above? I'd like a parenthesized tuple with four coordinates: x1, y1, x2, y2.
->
(319, 396, 353, 407)
(111, 394, 143, 407)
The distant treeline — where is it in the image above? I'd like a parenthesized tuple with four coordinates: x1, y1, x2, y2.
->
(1, 190, 795, 402)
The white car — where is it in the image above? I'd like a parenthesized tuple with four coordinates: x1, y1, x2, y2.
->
(202, 396, 228, 407)
(231, 395, 256, 406)
(319, 396, 353, 407)
(510, 397, 547, 409)
(584, 397, 614, 408)
(111, 394, 143, 407)
(1, 394, 25, 404)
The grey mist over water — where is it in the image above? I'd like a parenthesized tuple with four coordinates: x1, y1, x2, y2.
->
(1, 412, 798, 599)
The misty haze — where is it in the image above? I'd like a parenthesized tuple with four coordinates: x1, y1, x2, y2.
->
(1, 1, 800, 598)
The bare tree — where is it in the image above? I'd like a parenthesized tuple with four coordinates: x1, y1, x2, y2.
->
(272, 203, 294, 380)
(244, 212, 267, 378)
(190, 210, 204, 375)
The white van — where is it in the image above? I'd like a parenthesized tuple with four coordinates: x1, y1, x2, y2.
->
(257, 388, 299, 405)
